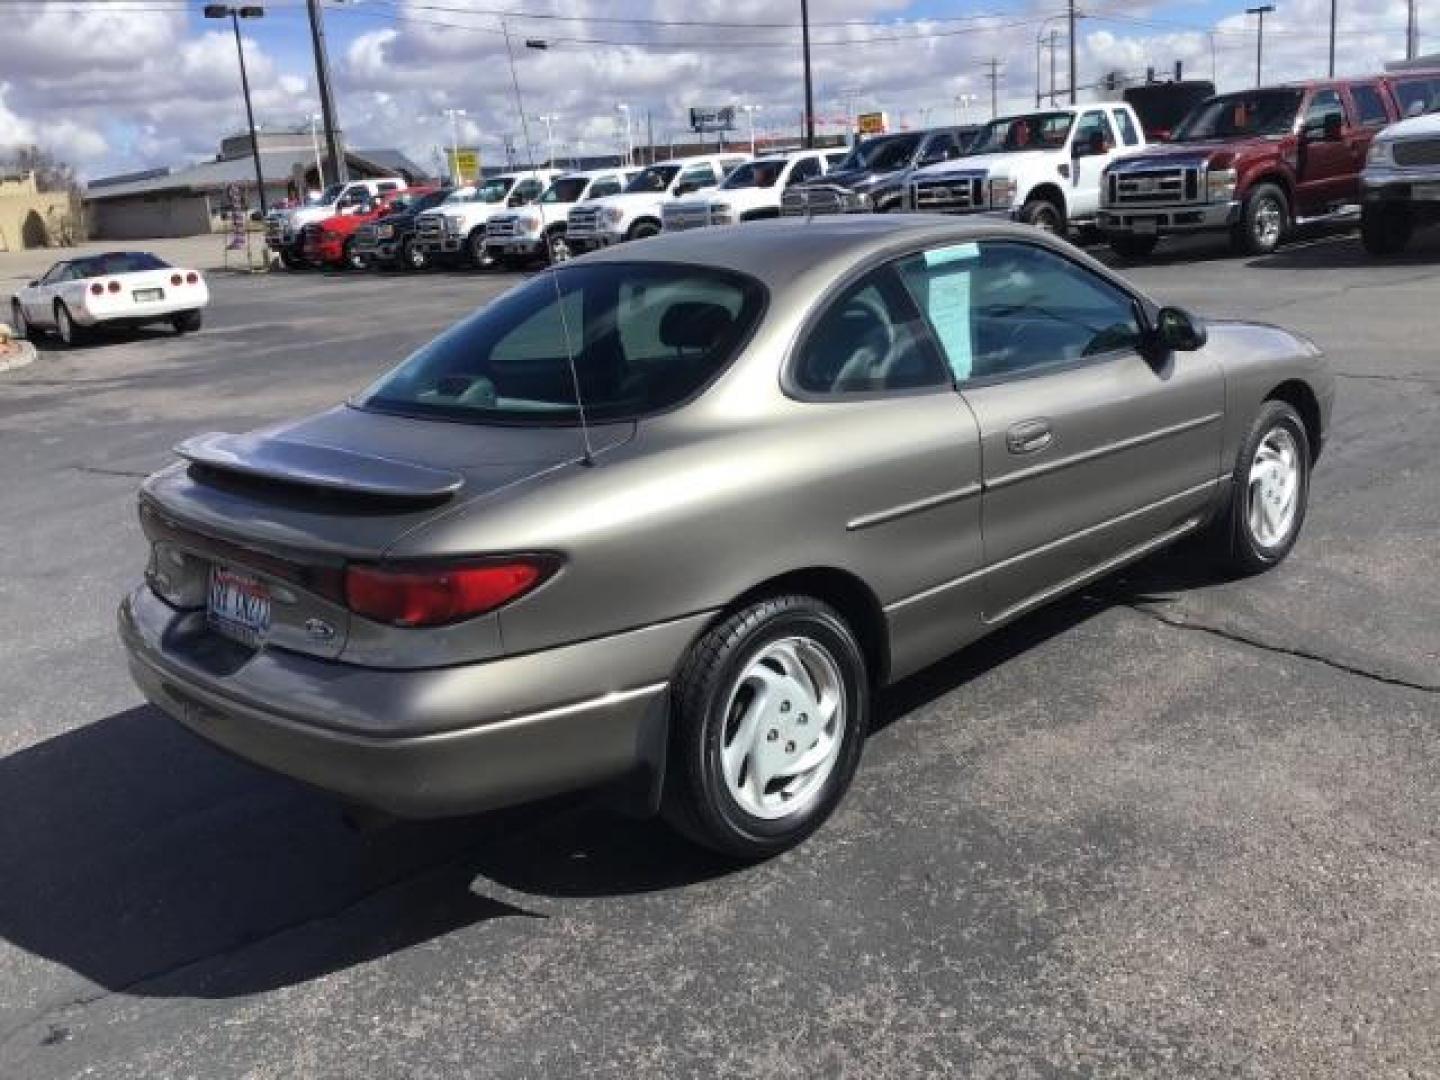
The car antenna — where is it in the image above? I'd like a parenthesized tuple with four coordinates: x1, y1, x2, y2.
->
(503, 21, 596, 467)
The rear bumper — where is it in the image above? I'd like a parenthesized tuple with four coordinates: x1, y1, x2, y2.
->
(120, 585, 709, 817)
(1097, 201, 1240, 235)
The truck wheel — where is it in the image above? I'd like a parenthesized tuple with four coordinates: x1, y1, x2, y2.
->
(1019, 197, 1066, 238)
(662, 594, 869, 859)
(1360, 204, 1413, 256)
(468, 230, 494, 270)
(546, 230, 571, 264)
(1109, 234, 1159, 259)
(627, 219, 661, 241)
(278, 250, 305, 271)
(343, 239, 366, 271)
(1232, 184, 1288, 256)
(402, 237, 428, 271)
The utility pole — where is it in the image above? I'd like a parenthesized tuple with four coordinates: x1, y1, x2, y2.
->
(1406, 0, 1418, 59)
(1049, 30, 1060, 106)
(801, 0, 816, 147)
(1328, 0, 1337, 76)
(982, 58, 1004, 119)
(1067, 0, 1078, 105)
(442, 108, 466, 184)
(1246, 5, 1275, 88)
(304, 0, 346, 183)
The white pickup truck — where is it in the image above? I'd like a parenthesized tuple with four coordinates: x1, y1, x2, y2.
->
(661, 150, 844, 232)
(483, 167, 637, 267)
(905, 104, 1148, 235)
(565, 154, 749, 253)
(265, 178, 407, 269)
(413, 170, 562, 267)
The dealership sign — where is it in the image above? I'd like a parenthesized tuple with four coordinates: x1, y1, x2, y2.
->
(689, 106, 736, 133)
(856, 111, 889, 135)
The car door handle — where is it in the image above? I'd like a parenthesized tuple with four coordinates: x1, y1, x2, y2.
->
(1006, 419, 1053, 455)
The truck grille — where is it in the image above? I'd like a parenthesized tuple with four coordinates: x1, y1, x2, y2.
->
(417, 216, 445, 242)
(1107, 166, 1201, 206)
(911, 175, 986, 212)
(780, 186, 867, 216)
(663, 205, 711, 231)
(354, 222, 378, 248)
(1393, 138, 1440, 168)
(567, 207, 600, 237)
(486, 216, 519, 238)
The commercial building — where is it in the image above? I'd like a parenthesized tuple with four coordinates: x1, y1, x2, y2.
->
(83, 131, 429, 239)
(0, 172, 76, 251)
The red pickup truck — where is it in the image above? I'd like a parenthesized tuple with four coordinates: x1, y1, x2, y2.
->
(1098, 74, 1440, 257)
(301, 188, 437, 270)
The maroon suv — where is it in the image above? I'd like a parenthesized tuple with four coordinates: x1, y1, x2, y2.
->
(1098, 76, 1427, 257)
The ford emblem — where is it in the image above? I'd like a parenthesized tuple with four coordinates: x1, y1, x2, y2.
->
(305, 618, 337, 642)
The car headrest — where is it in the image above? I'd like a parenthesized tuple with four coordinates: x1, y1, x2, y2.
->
(659, 302, 734, 351)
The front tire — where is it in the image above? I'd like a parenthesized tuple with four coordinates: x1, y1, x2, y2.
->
(1019, 197, 1066, 238)
(1231, 183, 1288, 256)
(401, 236, 428, 271)
(1360, 203, 1413, 256)
(468, 229, 494, 270)
(172, 309, 203, 335)
(662, 595, 870, 859)
(55, 302, 86, 347)
(343, 239, 367, 271)
(1210, 400, 1311, 574)
(546, 229, 571, 264)
(626, 219, 661, 242)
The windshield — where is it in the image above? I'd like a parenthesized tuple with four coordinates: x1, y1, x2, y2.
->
(72, 252, 169, 277)
(970, 112, 1075, 153)
(442, 187, 476, 204)
(476, 178, 515, 203)
(836, 134, 922, 172)
(307, 183, 347, 206)
(542, 177, 591, 203)
(1171, 89, 1304, 140)
(357, 262, 766, 426)
(625, 166, 681, 193)
(1394, 77, 1440, 117)
(720, 160, 786, 190)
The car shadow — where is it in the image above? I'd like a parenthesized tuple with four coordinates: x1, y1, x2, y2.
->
(0, 543, 1224, 1013)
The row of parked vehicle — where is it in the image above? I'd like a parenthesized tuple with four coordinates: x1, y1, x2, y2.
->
(262, 66, 1440, 274)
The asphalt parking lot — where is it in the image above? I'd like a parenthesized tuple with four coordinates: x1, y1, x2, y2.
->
(2, 226, 1438, 1079)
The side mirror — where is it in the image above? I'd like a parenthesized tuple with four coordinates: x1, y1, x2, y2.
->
(1303, 112, 1343, 142)
(1152, 306, 1208, 352)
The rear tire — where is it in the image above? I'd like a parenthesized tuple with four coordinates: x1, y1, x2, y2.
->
(1109, 233, 1159, 258)
(1231, 183, 1288, 256)
(1360, 203, 1413, 256)
(1019, 197, 1066, 238)
(54, 302, 86, 347)
(662, 595, 869, 859)
(172, 309, 203, 335)
(1209, 400, 1311, 574)
(11, 300, 33, 340)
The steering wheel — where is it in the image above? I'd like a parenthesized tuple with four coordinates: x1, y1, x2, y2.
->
(830, 292, 897, 389)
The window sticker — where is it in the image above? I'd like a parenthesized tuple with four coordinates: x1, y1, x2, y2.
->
(923, 242, 980, 269)
(926, 269, 973, 381)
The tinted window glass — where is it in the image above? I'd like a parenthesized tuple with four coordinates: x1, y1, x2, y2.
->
(40, 263, 70, 285)
(898, 242, 1140, 382)
(1073, 110, 1117, 152)
(1349, 84, 1389, 126)
(971, 112, 1075, 153)
(359, 263, 765, 425)
(1114, 108, 1141, 145)
(72, 252, 170, 277)
(789, 156, 822, 183)
(542, 177, 591, 203)
(795, 268, 950, 395)
(836, 133, 923, 171)
(588, 178, 623, 198)
(1305, 88, 1347, 127)
(1173, 89, 1304, 139)
(1392, 77, 1440, 117)
(721, 161, 785, 189)
(626, 165, 681, 193)
(678, 164, 718, 188)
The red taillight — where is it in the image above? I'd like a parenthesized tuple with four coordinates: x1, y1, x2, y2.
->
(171, 273, 183, 286)
(186, 272, 199, 285)
(107, 280, 120, 293)
(344, 558, 554, 627)
(89, 282, 104, 296)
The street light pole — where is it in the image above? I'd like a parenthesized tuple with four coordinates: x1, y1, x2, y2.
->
(801, 0, 816, 147)
(1067, 0, 1078, 105)
(536, 114, 559, 165)
(442, 108, 466, 184)
(307, 112, 324, 190)
(204, 5, 268, 214)
(1246, 4, 1275, 88)
(1328, 0, 1337, 77)
(740, 104, 760, 155)
(304, 0, 346, 182)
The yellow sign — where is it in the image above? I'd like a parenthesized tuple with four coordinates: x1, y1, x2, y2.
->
(445, 148, 480, 183)
(856, 111, 889, 135)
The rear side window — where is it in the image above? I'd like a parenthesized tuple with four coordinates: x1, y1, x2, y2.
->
(1113, 109, 1141, 146)
(588, 177, 623, 198)
(679, 164, 718, 189)
(1348, 84, 1390, 126)
(359, 263, 765, 425)
(794, 268, 950, 395)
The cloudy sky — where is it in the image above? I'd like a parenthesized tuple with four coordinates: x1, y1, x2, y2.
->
(0, 0, 1428, 181)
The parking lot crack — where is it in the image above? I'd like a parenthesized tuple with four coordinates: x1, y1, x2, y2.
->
(1120, 601, 1439, 694)
(70, 465, 150, 479)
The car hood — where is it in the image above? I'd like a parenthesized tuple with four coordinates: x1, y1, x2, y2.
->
(911, 150, 1056, 179)
(143, 404, 636, 560)
(1380, 112, 1440, 139)
(576, 192, 669, 212)
(795, 167, 892, 192)
(1123, 136, 1284, 163)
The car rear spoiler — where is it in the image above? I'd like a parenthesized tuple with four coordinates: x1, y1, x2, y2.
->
(175, 431, 465, 501)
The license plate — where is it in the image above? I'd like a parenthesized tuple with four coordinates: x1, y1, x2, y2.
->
(133, 288, 164, 302)
(1131, 218, 1159, 235)
(207, 566, 271, 647)
(1415, 183, 1440, 200)
(509, 243, 531, 253)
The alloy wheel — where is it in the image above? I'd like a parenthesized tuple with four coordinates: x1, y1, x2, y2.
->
(1246, 426, 1301, 549)
(1253, 197, 1283, 250)
(719, 637, 847, 821)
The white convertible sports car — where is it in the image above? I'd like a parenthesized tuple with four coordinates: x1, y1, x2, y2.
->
(10, 251, 209, 346)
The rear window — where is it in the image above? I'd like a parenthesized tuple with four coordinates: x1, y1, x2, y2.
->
(71, 252, 169, 277)
(357, 263, 766, 426)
